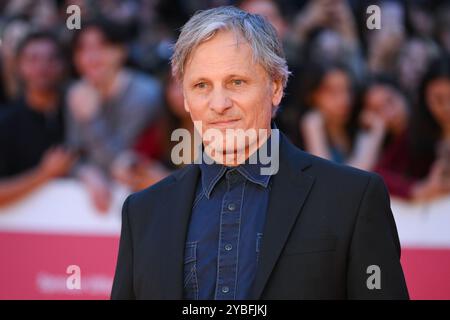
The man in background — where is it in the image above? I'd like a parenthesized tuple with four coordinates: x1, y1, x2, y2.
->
(0, 31, 74, 207)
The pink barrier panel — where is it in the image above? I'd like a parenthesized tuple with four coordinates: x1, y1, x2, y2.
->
(401, 248, 450, 300)
(0, 231, 118, 300)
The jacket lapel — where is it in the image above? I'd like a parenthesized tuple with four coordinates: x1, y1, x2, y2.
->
(250, 135, 315, 299)
(158, 164, 200, 299)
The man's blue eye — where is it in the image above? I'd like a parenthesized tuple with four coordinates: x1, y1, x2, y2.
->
(233, 80, 243, 86)
(196, 82, 207, 89)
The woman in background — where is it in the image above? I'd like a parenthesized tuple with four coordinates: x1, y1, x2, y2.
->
(377, 55, 450, 202)
(299, 62, 386, 170)
(112, 72, 192, 192)
(361, 75, 410, 171)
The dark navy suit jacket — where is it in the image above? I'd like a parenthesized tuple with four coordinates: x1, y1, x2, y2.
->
(111, 133, 409, 299)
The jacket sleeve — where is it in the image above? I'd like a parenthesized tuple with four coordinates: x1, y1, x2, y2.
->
(111, 195, 136, 299)
(347, 173, 409, 299)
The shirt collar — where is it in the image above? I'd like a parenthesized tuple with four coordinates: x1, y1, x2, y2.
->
(199, 134, 273, 199)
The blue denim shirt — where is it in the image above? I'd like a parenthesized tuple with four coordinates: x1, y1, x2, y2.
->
(183, 158, 271, 300)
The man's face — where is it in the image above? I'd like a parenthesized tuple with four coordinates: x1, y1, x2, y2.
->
(182, 29, 283, 156)
(19, 39, 64, 92)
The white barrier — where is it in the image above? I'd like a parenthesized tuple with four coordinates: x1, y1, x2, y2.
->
(0, 179, 125, 235)
(391, 196, 450, 248)
(0, 180, 449, 247)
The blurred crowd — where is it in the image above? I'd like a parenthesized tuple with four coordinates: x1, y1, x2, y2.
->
(0, 0, 449, 213)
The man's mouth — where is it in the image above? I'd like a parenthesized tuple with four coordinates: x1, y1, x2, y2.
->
(208, 119, 241, 128)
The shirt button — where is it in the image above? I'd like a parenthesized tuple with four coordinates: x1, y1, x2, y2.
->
(225, 244, 233, 251)
(222, 286, 230, 294)
(227, 203, 236, 211)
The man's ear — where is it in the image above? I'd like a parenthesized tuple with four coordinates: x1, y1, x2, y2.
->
(181, 81, 192, 113)
(184, 96, 191, 113)
(271, 78, 283, 107)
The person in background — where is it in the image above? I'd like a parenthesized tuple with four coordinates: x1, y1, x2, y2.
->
(366, 1, 405, 76)
(0, 31, 74, 207)
(359, 75, 412, 177)
(290, 0, 364, 80)
(66, 18, 162, 212)
(0, 17, 30, 108)
(238, 0, 287, 40)
(2, 0, 60, 30)
(135, 72, 196, 167)
(292, 0, 359, 53)
(396, 37, 439, 102)
(112, 72, 190, 192)
(298, 63, 385, 170)
(382, 55, 450, 202)
(435, 3, 450, 54)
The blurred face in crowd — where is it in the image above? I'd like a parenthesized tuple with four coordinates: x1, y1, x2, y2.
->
(398, 39, 432, 93)
(239, 0, 287, 39)
(310, 30, 347, 62)
(182, 29, 283, 154)
(18, 38, 64, 92)
(426, 77, 450, 129)
(408, 5, 434, 38)
(74, 27, 126, 85)
(1, 20, 30, 59)
(364, 84, 408, 134)
(311, 69, 352, 126)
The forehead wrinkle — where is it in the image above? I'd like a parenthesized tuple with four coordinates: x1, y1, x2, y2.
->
(188, 57, 256, 82)
(184, 30, 258, 73)
(186, 37, 258, 81)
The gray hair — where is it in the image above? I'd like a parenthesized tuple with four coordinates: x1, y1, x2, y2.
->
(171, 6, 290, 90)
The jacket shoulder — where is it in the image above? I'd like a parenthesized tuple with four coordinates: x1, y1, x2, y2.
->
(280, 133, 379, 185)
(296, 148, 385, 191)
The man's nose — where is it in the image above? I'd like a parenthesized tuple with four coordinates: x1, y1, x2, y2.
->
(208, 88, 232, 114)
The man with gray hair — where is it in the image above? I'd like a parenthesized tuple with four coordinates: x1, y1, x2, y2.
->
(112, 6, 408, 300)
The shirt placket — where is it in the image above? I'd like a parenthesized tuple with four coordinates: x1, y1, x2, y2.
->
(215, 170, 245, 300)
